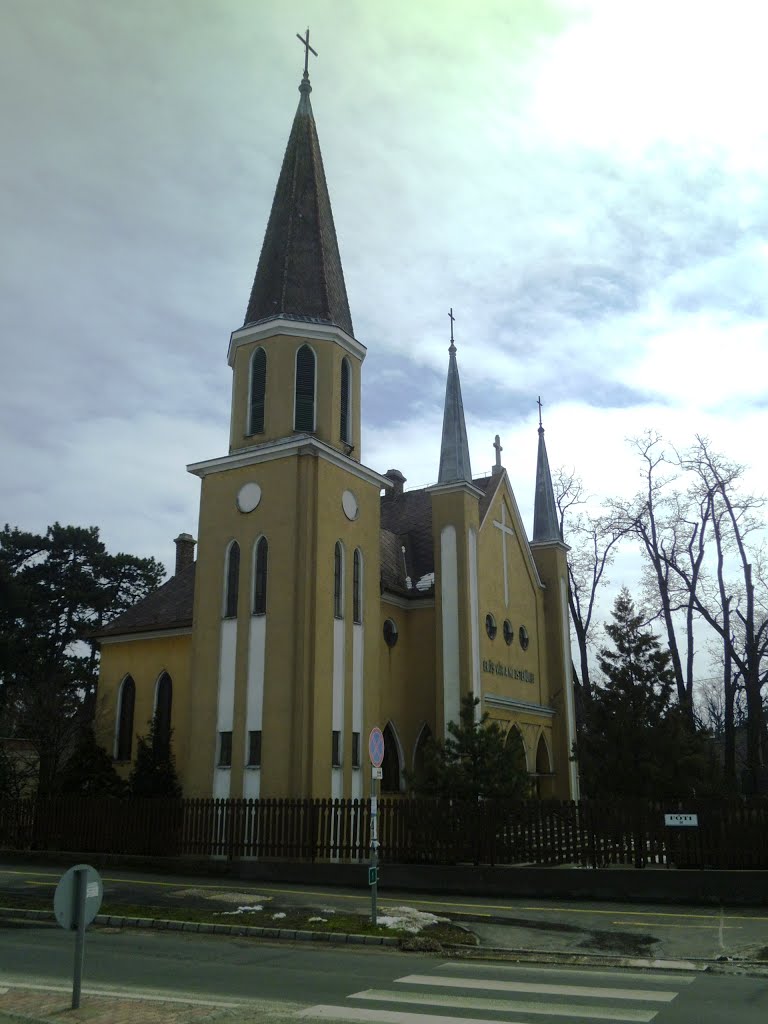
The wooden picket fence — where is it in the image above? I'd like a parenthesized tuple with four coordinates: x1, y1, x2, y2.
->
(1, 796, 767, 868)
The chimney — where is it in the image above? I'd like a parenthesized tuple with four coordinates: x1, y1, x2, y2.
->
(174, 533, 196, 576)
(384, 469, 406, 496)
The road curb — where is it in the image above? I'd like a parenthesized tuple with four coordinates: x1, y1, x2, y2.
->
(3, 906, 766, 972)
(0, 906, 399, 947)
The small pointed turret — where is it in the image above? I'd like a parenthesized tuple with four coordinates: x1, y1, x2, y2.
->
(532, 397, 561, 543)
(243, 44, 353, 336)
(437, 309, 473, 485)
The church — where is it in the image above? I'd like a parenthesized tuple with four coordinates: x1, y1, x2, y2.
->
(96, 47, 579, 803)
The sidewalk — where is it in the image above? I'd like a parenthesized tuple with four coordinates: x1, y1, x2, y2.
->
(0, 984, 289, 1024)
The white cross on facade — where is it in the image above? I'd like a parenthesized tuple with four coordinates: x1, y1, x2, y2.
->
(493, 502, 515, 607)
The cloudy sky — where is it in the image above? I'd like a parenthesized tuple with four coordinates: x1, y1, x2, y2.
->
(3, 0, 767, 610)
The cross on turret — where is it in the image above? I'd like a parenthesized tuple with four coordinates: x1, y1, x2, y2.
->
(537, 395, 544, 429)
(296, 27, 318, 77)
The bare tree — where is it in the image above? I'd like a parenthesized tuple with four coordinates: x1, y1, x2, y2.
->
(610, 433, 707, 726)
(672, 438, 768, 791)
(554, 468, 627, 710)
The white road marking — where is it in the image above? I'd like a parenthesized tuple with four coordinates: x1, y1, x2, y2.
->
(439, 961, 697, 984)
(299, 1009, 529, 1024)
(351, 987, 657, 1021)
(397, 974, 678, 1002)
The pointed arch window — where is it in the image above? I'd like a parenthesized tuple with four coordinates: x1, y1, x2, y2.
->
(353, 548, 362, 623)
(334, 541, 344, 619)
(340, 357, 351, 444)
(154, 672, 172, 754)
(381, 722, 402, 793)
(115, 676, 135, 761)
(253, 536, 268, 615)
(224, 541, 240, 618)
(248, 348, 266, 435)
(294, 345, 316, 432)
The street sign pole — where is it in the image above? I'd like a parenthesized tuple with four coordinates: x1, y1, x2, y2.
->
(72, 867, 87, 1009)
(368, 727, 385, 926)
(53, 863, 103, 1012)
(370, 773, 378, 925)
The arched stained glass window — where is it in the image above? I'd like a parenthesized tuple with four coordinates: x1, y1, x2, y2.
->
(224, 541, 240, 619)
(116, 676, 135, 761)
(294, 345, 316, 431)
(249, 348, 266, 434)
(154, 672, 172, 754)
(334, 541, 343, 619)
(253, 536, 268, 615)
(340, 357, 351, 444)
(353, 548, 362, 623)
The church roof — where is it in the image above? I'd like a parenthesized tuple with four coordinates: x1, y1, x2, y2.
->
(437, 344, 473, 485)
(380, 476, 494, 595)
(243, 73, 354, 337)
(532, 425, 562, 543)
(96, 563, 195, 638)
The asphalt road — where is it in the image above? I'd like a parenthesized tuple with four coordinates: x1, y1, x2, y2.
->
(1, 921, 768, 1023)
(2, 863, 767, 962)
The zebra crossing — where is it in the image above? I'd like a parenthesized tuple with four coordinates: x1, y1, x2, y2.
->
(298, 959, 697, 1024)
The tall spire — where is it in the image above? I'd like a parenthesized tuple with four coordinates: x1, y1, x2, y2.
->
(532, 397, 561, 543)
(243, 33, 353, 336)
(437, 309, 473, 485)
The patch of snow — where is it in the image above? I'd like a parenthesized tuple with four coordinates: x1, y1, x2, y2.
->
(308, 916, 328, 923)
(214, 905, 263, 916)
(175, 888, 272, 904)
(415, 572, 435, 592)
(375, 905, 449, 934)
(271, 912, 286, 920)
(320, 908, 336, 914)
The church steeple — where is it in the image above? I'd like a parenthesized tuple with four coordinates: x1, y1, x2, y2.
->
(532, 398, 561, 543)
(437, 309, 472, 484)
(243, 39, 353, 337)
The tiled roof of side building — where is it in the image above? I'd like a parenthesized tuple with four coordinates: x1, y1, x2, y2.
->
(380, 486, 434, 589)
(95, 563, 196, 639)
(475, 474, 498, 522)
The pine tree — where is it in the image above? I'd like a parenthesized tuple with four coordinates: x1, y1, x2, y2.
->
(410, 692, 530, 800)
(128, 718, 182, 799)
(58, 727, 127, 797)
(578, 589, 721, 798)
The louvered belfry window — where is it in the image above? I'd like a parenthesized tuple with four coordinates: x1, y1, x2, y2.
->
(249, 348, 266, 434)
(294, 345, 315, 431)
(224, 541, 240, 618)
(340, 357, 351, 443)
(253, 536, 268, 615)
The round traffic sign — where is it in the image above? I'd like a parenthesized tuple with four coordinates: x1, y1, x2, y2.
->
(369, 727, 385, 768)
(54, 864, 103, 931)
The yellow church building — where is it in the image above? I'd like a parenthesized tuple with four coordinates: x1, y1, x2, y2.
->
(96, 57, 579, 804)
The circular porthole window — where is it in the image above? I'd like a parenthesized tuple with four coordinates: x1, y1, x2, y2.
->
(519, 625, 530, 650)
(383, 618, 398, 647)
(485, 613, 497, 640)
(503, 619, 513, 646)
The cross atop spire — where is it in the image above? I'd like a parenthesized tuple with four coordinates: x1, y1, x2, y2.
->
(537, 395, 543, 430)
(448, 307, 456, 352)
(296, 27, 318, 78)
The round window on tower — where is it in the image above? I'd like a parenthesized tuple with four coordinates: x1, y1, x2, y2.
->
(503, 619, 514, 646)
(383, 618, 398, 648)
(485, 613, 497, 640)
(519, 625, 530, 650)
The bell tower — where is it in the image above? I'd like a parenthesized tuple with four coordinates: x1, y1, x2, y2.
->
(428, 311, 482, 738)
(184, 34, 388, 801)
(227, 31, 363, 461)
